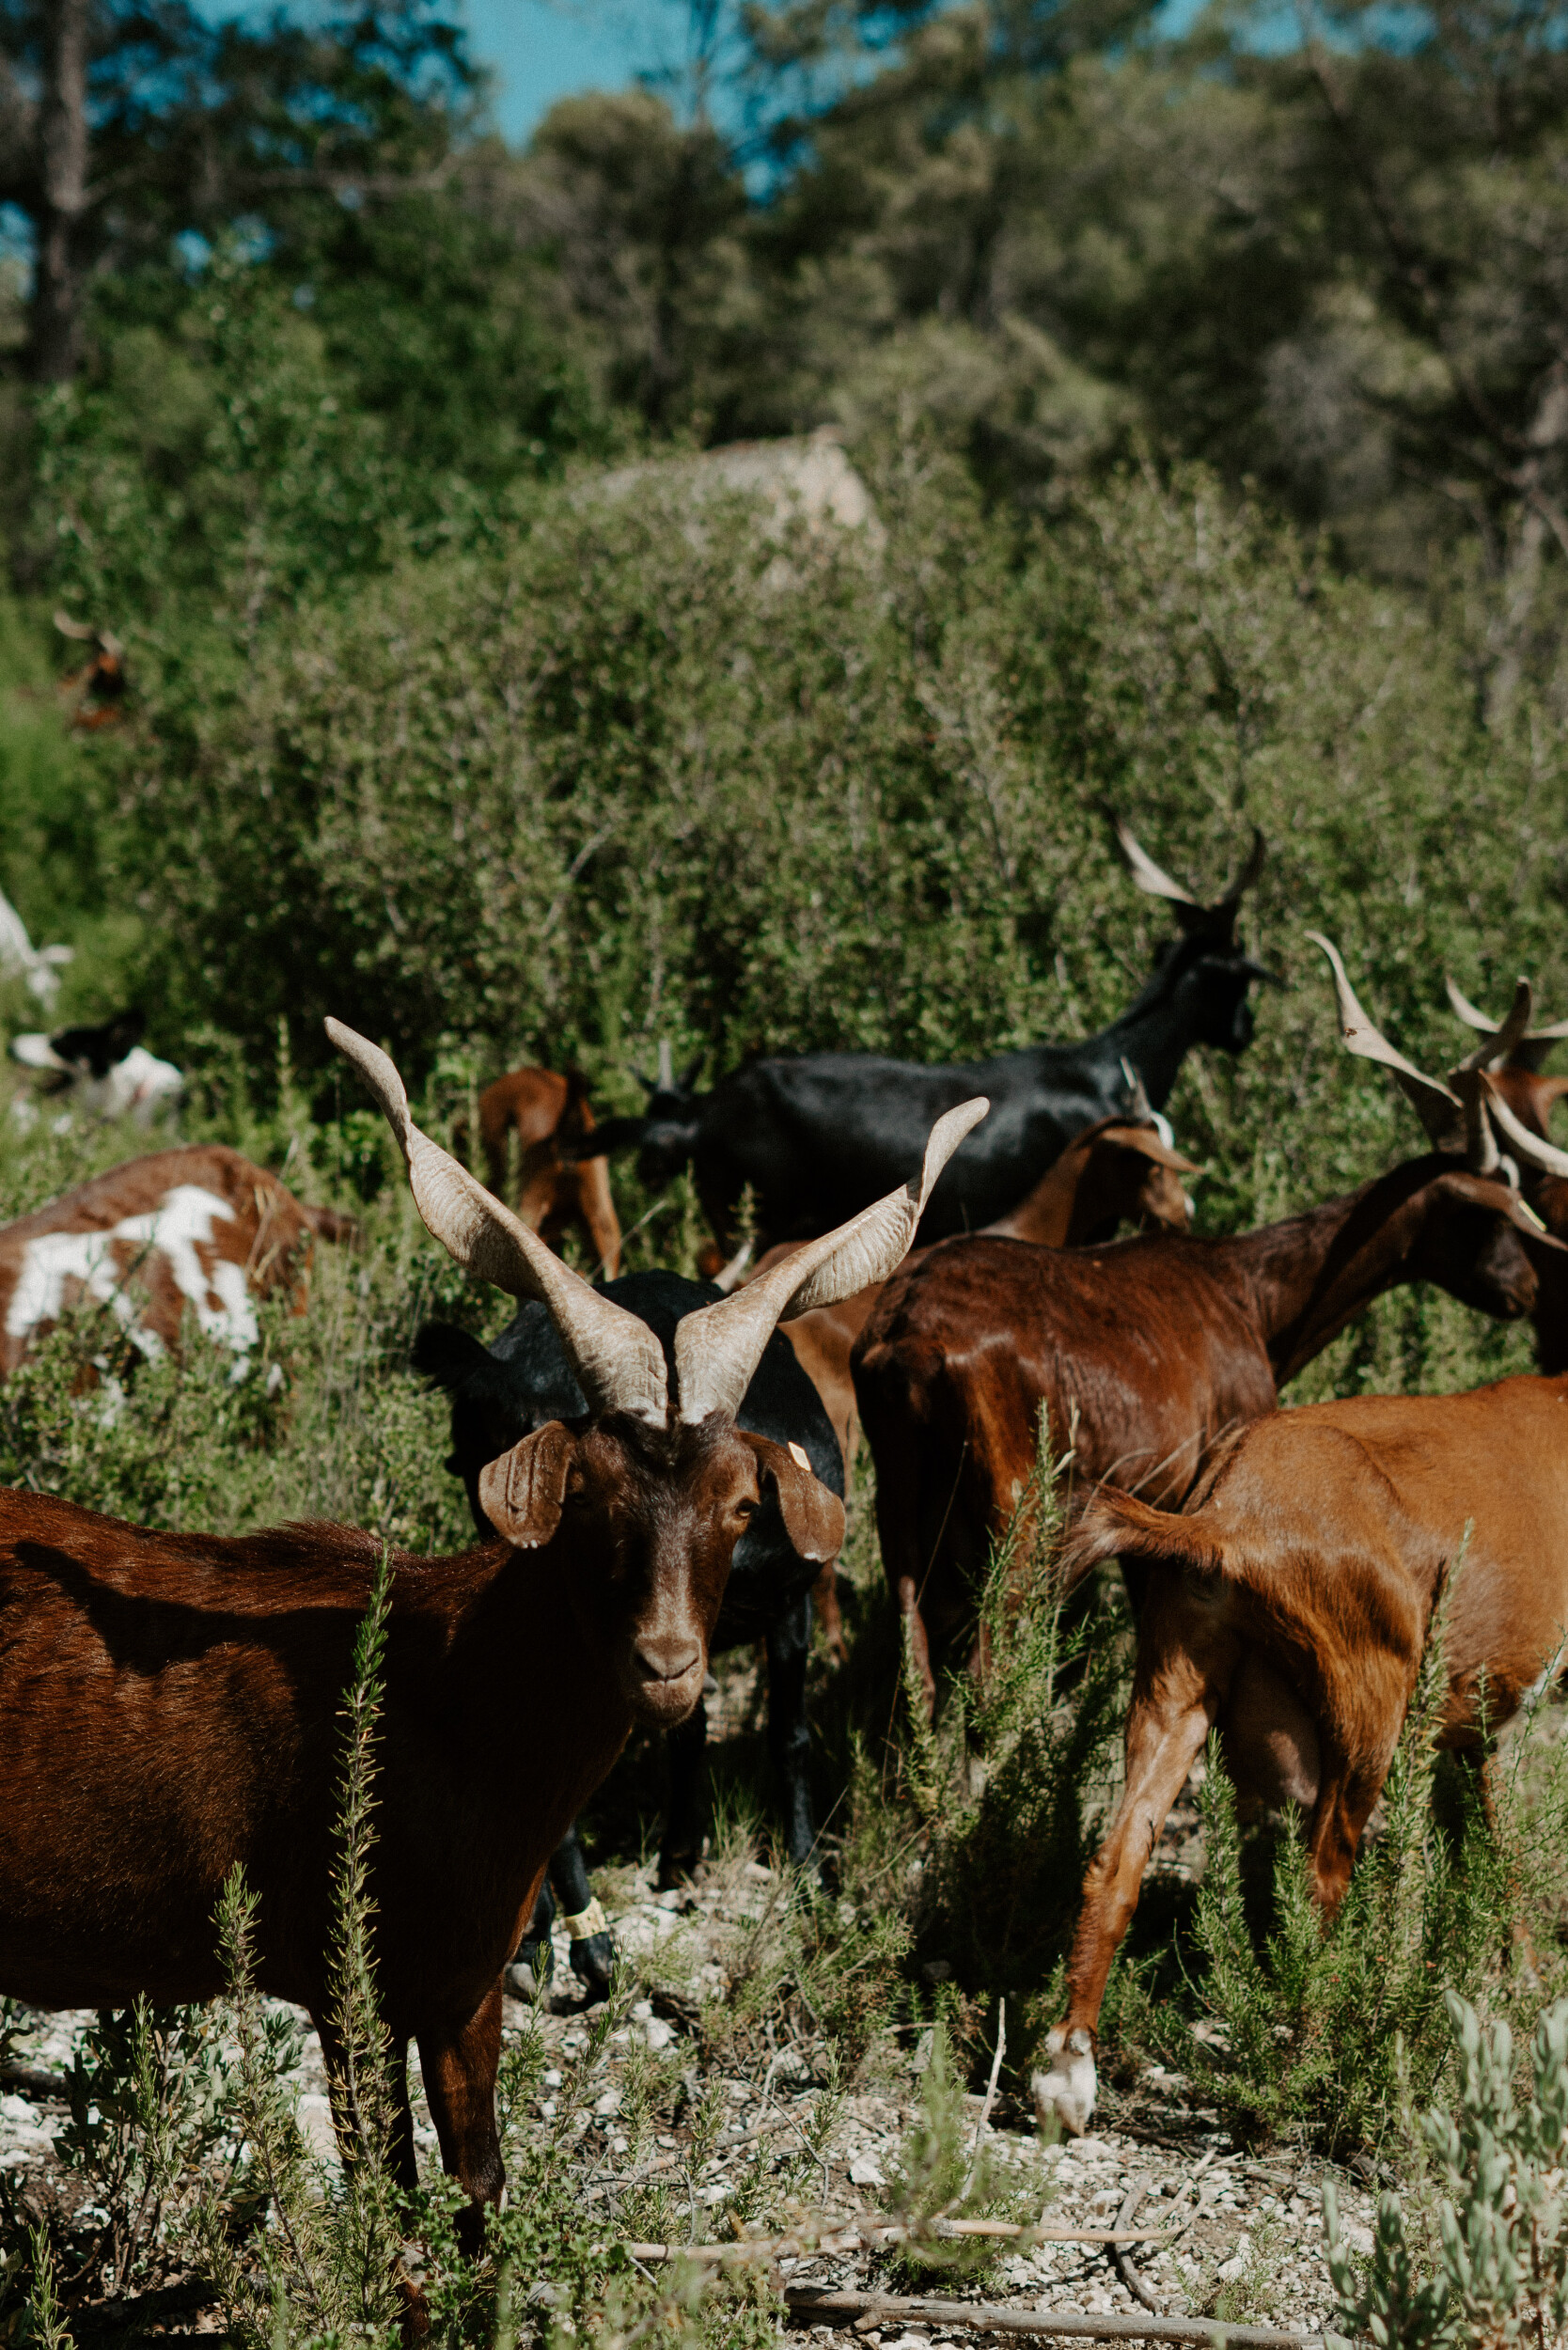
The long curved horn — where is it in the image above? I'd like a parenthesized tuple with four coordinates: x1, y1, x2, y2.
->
(1110, 814, 1199, 908)
(673, 1097, 989, 1426)
(53, 608, 95, 641)
(1447, 973, 1568, 1071)
(1221, 825, 1266, 905)
(328, 1020, 669, 1423)
(1456, 977, 1534, 1073)
(657, 1040, 674, 1090)
(1308, 934, 1468, 1156)
(1482, 1074, 1568, 1180)
(1447, 977, 1498, 1036)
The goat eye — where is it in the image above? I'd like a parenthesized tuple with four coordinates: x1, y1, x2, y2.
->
(733, 1496, 759, 1520)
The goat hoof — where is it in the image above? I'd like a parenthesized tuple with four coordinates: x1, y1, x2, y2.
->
(570, 1931, 617, 2001)
(1032, 2025, 1097, 2137)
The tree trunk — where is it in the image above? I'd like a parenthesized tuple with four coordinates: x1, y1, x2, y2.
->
(32, 0, 90, 384)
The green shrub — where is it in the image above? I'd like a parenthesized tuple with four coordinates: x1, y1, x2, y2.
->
(1326, 1994, 1568, 2350)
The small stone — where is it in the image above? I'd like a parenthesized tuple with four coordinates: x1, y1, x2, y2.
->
(850, 2153, 886, 2186)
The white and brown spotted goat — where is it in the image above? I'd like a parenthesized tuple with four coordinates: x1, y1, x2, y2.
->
(0, 1146, 356, 1377)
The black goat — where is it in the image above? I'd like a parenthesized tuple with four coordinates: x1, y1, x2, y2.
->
(587, 819, 1274, 1250)
(415, 1269, 844, 1996)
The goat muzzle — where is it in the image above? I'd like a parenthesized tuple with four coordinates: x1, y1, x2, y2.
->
(625, 1637, 707, 1726)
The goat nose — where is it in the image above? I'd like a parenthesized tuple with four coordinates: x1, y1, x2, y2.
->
(633, 1638, 701, 1685)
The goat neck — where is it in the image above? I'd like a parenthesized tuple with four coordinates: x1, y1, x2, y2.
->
(1093, 935, 1270, 1106)
(1218, 1155, 1538, 1387)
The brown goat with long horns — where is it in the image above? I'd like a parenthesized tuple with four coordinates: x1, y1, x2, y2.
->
(0, 1017, 985, 2246)
(853, 938, 1556, 1716)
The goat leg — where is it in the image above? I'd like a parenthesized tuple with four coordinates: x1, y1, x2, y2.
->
(766, 1594, 817, 1869)
(813, 1559, 847, 1666)
(576, 1155, 623, 1280)
(417, 1980, 506, 2258)
(897, 1574, 938, 1722)
(1035, 1616, 1230, 2137)
(659, 1697, 709, 1888)
(552, 1822, 615, 2000)
(506, 1872, 557, 1999)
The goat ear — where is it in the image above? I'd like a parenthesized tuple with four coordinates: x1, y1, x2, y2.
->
(1113, 1126, 1201, 1174)
(739, 1433, 845, 1564)
(479, 1422, 575, 1550)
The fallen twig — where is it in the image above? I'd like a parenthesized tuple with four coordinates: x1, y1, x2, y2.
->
(1112, 2173, 1164, 2315)
(625, 2214, 1189, 2264)
(0, 2060, 67, 2102)
(782, 2286, 1351, 2346)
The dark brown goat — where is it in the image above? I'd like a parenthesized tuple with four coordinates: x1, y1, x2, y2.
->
(0, 1145, 356, 1378)
(0, 1022, 983, 2245)
(455, 1066, 621, 1277)
(1034, 1370, 1568, 2135)
(854, 947, 1554, 1715)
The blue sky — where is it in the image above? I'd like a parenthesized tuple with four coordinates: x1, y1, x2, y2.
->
(465, 0, 683, 142)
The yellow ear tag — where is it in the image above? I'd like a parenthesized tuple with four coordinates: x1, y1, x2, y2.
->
(788, 1441, 810, 1471)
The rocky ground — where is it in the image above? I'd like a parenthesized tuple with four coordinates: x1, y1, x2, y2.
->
(1, 1837, 1377, 2346)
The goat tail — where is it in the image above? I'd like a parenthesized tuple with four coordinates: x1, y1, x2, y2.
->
(1061, 1483, 1228, 1588)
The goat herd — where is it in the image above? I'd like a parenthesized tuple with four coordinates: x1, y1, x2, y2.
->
(2, 818, 1568, 2257)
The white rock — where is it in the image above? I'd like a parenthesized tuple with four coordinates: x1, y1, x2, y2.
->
(849, 2153, 886, 2187)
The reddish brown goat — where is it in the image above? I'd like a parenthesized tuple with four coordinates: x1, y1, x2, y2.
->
(854, 952, 1555, 1715)
(1034, 1371, 1568, 2135)
(767, 1115, 1198, 1485)
(455, 1067, 621, 1277)
(743, 1116, 1196, 1660)
(0, 1023, 981, 2247)
(0, 1145, 356, 1378)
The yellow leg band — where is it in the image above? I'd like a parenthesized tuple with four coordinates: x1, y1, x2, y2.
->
(561, 1897, 607, 1941)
